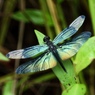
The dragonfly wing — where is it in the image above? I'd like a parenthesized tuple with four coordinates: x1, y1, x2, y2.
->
(57, 32, 91, 60)
(6, 45, 48, 59)
(53, 15, 85, 45)
(15, 52, 57, 74)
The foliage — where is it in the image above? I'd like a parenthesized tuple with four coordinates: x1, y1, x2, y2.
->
(0, 0, 95, 95)
(2, 77, 14, 95)
(0, 53, 9, 61)
(34, 28, 94, 95)
(12, 9, 53, 26)
(72, 37, 95, 74)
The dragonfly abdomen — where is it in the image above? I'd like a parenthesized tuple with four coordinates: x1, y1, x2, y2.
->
(51, 49, 67, 72)
(44, 36, 67, 72)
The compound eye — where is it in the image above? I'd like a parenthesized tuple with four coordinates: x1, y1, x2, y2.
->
(43, 36, 50, 42)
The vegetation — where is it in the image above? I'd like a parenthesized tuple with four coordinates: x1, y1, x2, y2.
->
(0, 0, 95, 95)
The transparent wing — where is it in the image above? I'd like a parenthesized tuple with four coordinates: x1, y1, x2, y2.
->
(57, 32, 91, 60)
(15, 52, 57, 74)
(6, 45, 48, 59)
(53, 15, 85, 45)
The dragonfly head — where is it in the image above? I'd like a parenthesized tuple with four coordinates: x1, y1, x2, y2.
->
(43, 36, 50, 43)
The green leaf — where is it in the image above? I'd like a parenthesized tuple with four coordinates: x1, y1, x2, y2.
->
(34, 30, 78, 88)
(62, 84, 86, 95)
(0, 52, 9, 61)
(52, 60, 78, 88)
(2, 77, 14, 95)
(12, 9, 44, 24)
(34, 30, 45, 45)
(24, 9, 44, 25)
(12, 11, 29, 22)
(12, 9, 53, 26)
(72, 37, 95, 74)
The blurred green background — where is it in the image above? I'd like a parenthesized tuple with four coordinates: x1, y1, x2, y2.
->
(0, 0, 95, 95)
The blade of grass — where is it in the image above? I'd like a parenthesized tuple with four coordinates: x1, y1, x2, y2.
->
(56, 1, 67, 28)
(0, 0, 16, 45)
(13, 0, 25, 95)
(88, 0, 95, 35)
(39, 0, 54, 39)
(46, 0, 61, 34)
(2, 77, 14, 95)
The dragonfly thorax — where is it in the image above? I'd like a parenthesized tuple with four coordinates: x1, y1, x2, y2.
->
(43, 36, 56, 51)
(43, 36, 50, 43)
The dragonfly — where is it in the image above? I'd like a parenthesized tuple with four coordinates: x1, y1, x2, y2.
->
(6, 15, 91, 74)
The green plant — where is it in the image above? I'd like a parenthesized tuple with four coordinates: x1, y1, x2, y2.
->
(0, 0, 95, 95)
(34, 29, 94, 95)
